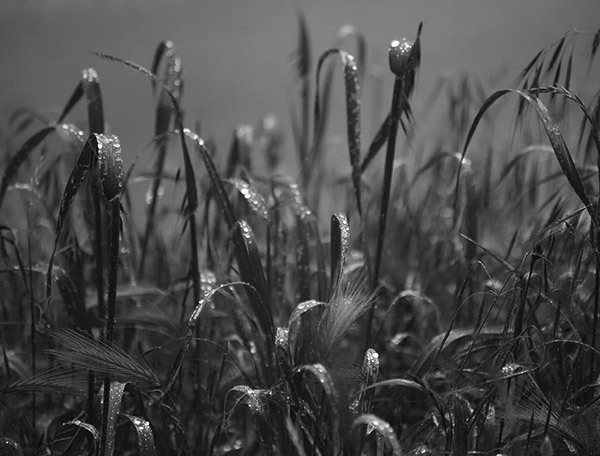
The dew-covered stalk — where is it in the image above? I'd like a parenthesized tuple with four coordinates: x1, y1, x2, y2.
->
(366, 40, 407, 345)
(100, 200, 121, 456)
(94, 134, 124, 456)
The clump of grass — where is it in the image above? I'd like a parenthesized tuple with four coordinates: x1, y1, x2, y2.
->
(3, 13, 600, 456)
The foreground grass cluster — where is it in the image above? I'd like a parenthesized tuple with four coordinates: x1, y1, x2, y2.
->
(2, 15, 600, 456)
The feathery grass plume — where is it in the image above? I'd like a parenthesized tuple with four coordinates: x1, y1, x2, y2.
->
(0, 366, 87, 396)
(318, 270, 376, 357)
(45, 133, 121, 307)
(140, 41, 183, 275)
(164, 282, 252, 393)
(314, 49, 363, 216)
(353, 414, 401, 456)
(46, 329, 160, 387)
(122, 414, 156, 456)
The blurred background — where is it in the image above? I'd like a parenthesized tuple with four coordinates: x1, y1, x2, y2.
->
(1, 0, 600, 171)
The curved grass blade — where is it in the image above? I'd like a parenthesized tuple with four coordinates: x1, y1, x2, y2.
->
(233, 220, 274, 339)
(273, 180, 327, 301)
(87, 49, 201, 333)
(99, 381, 127, 456)
(185, 131, 274, 340)
(226, 386, 276, 456)
(314, 49, 362, 215)
(288, 300, 325, 364)
(353, 414, 401, 456)
(294, 363, 341, 456)
(456, 88, 597, 225)
(225, 178, 269, 220)
(122, 414, 156, 456)
(164, 282, 247, 393)
(330, 213, 349, 297)
(9, 107, 52, 131)
(336, 25, 367, 83)
(0, 126, 55, 209)
(141, 41, 183, 274)
(45, 134, 99, 299)
(358, 349, 379, 414)
(61, 420, 100, 456)
(47, 329, 160, 387)
(410, 326, 505, 378)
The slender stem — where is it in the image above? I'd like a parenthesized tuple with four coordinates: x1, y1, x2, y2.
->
(365, 76, 403, 348)
(100, 199, 120, 456)
(27, 221, 36, 438)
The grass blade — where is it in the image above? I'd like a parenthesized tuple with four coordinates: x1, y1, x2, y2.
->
(294, 363, 342, 455)
(45, 134, 98, 299)
(140, 41, 183, 274)
(0, 126, 55, 210)
(99, 381, 126, 456)
(353, 414, 401, 456)
(81, 68, 105, 134)
(226, 386, 277, 456)
(314, 49, 363, 215)
(225, 178, 269, 220)
(329, 213, 349, 297)
(457, 88, 597, 225)
(185, 131, 274, 340)
(122, 414, 156, 456)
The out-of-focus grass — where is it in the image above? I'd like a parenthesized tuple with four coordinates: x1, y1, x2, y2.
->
(2, 12, 600, 456)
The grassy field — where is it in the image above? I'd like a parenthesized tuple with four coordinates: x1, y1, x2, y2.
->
(2, 11, 600, 456)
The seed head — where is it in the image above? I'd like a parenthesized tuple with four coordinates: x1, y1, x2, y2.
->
(389, 38, 414, 77)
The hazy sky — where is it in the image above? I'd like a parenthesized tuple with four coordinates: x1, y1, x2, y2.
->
(1, 0, 599, 164)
